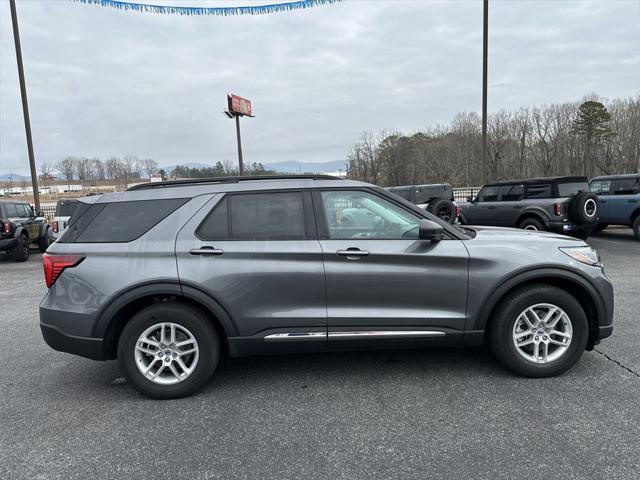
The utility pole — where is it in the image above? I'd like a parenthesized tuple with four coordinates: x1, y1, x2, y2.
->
(10, 0, 40, 211)
(235, 115, 244, 176)
(481, 0, 488, 184)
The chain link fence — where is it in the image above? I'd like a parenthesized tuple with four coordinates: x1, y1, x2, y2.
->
(452, 187, 480, 202)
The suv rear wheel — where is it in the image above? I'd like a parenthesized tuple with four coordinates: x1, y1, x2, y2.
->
(13, 234, 29, 262)
(487, 285, 588, 377)
(518, 217, 545, 231)
(118, 303, 220, 399)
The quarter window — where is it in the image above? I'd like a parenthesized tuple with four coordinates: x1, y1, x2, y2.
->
(61, 198, 188, 243)
(525, 184, 551, 199)
(319, 190, 420, 240)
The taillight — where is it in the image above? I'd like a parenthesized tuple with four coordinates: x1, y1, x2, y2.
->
(3, 221, 10, 234)
(42, 254, 84, 288)
(52, 221, 59, 233)
(455, 206, 461, 218)
(554, 203, 562, 216)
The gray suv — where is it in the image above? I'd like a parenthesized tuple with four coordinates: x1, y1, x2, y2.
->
(40, 175, 614, 399)
(459, 176, 599, 239)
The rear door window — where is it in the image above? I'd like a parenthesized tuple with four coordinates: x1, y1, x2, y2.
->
(611, 178, 640, 195)
(60, 198, 188, 243)
(476, 186, 500, 202)
(525, 184, 551, 199)
(589, 180, 612, 195)
(498, 184, 524, 201)
(229, 192, 306, 240)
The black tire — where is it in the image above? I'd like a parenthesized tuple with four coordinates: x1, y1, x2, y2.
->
(487, 284, 589, 377)
(38, 227, 53, 253)
(593, 223, 608, 232)
(13, 234, 29, 262)
(427, 198, 456, 224)
(569, 227, 592, 240)
(518, 217, 546, 231)
(633, 216, 640, 241)
(570, 192, 599, 225)
(118, 303, 221, 399)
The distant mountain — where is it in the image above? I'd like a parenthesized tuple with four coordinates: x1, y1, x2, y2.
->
(0, 173, 30, 181)
(263, 160, 347, 174)
(161, 160, 348, 176)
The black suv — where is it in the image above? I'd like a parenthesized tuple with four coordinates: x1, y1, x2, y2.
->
(386, 183, 457, 223)
(0, 199, 52, 261)
(459, 176, 599, 239)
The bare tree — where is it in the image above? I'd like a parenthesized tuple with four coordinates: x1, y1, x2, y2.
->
(141, 158, 159, 179)
(56, 157, 76, 189)
(38, 162, 55, 187)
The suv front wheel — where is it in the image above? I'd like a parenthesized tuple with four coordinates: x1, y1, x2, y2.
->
(488, 285, 588, 377)
(118, 303, 221, 399)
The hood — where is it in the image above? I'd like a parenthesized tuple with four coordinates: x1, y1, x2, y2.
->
(463, 225, 586, 245)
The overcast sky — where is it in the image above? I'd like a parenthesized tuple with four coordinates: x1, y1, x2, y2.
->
(1, 0, 639, 175)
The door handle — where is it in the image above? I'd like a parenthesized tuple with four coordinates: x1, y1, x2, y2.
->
(190, 247, 224, 256)
(513, 206, 522, 209)
(336, 248, 369, 259)
(600, 200, 607, 203)
(487, 206, 497, 210)
(628, 199, 638, 203)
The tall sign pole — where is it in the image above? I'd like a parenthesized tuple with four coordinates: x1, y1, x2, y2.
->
(481, 0, 488, 184)
(10, 0, 40, 211)
(225, 94, 253, 176)
(235, 115, 244, 176)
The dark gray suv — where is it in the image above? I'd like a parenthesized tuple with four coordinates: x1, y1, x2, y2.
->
(40, 175, 614, 398)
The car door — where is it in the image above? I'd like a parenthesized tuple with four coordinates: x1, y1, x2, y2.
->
(609, 178, 640, 223)
(465, 185, 501, 225)
(497, 184, 525, 226)
(17, 203, 38, 238)
(589, 179, 612, 220)
(175, 191, 327, 354)
(313, 188, 469, 348)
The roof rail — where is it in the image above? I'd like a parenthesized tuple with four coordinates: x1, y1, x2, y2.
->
(126, 174, 342, 191)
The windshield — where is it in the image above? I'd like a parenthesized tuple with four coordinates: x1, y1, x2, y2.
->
(557, 182, 589, 197)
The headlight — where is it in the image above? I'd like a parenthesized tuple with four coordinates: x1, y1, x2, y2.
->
(559, 246, 602, 267)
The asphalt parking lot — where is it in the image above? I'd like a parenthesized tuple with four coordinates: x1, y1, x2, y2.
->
(1, 230, 639, 480)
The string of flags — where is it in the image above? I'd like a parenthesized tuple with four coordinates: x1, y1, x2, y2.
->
(73, 0, 342, 16)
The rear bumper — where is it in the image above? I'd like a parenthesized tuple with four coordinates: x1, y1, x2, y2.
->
(40, 321, 105, 360)
(0, 237, 17, 251)
(544, 221, 582, 233)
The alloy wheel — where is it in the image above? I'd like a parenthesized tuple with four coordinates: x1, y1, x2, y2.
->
(512, 303, 573, 364)
(134, 322, 199, 385)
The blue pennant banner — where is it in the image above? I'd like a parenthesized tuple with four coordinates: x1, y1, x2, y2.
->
(73, 0, 342, 16)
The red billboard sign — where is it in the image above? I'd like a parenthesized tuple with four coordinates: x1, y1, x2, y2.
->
(228, 94, 252, 117)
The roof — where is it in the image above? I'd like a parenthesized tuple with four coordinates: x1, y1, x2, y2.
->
(127, 174, 341, 191)
(590, 173, 640, 181)
(92, 175, 369, 203)
(485, 176, 588, 186)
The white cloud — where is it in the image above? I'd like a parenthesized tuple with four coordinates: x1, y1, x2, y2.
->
(1, 0, 638, 174)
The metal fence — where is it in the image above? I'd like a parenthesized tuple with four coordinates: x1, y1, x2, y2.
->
(452, 187, 481, 202)
(40, 204, 56, 221)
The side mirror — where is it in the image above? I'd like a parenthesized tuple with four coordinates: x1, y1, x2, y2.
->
(419, 219, 444, 242)
(466, 196, 473, 203)
(36, 210, 43, 217)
